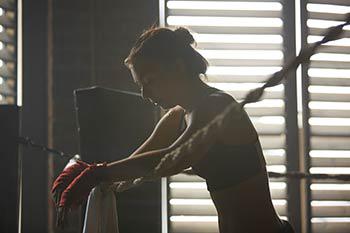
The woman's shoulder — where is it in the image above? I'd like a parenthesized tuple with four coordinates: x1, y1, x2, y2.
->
(170, 105, 186, 114)
(203, 88, 258, 144)
(199, 88, 240, 115)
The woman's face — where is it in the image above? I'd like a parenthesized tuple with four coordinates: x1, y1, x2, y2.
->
(129, 59, 183, 109)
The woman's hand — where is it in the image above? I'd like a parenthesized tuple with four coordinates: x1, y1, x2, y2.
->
(51, 160, 89, 207)
(57, 162, 107, 228)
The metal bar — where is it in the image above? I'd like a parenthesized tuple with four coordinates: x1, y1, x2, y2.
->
(300, 0, 312, 232)
(282, 0, 302, 232)
(14, 0, 18, 105)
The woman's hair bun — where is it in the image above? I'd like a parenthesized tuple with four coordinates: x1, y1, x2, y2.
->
(174, 27, 196, 46)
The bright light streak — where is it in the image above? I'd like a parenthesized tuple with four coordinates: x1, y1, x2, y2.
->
(0, 77, 3, 85)
(307, 19, 350, 30)
(309, 117, 350, 126)
(309, 101, 350, 110)
(311, 183, 350, 191)
(207, 66, 282, 76)
(309, 85, 350, 94)
(170, 216, 218, 222)
(312, 217, 350, 223)
(193, 34, 283, 44)
(308, 68, 350, 78)
(263, 149, 285, 157)
(267, 165, 286, 173)
(311, 201, 350, 207)
(0, 95, 3, 101)
(269, 182, 286, 190)
(170, 199, 213, 205)
(169, 182, 207, 189)
(167, 1, 282, 11)
(272, 199, 287, 206)
(310, 167, 350, 174)
(0, 42, 3, 50)
(167, 16, 283, 27)
(0, 8, 3, 16)
(197, 50, 283, 60)
(310, 150, 350, 158)
(247, 99, 284, 108)
(257, 116, 285, 125)
(308, 36, 350, 46)
(0, 25, 3, 33)
(307, 4, 350, 14)
(311, 53, 350, 62)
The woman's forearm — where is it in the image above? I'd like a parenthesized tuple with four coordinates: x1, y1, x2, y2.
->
(101, 124, 218, 183)
(102, 147, 172, 183)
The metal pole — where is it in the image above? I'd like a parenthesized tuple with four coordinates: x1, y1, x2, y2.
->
(300, 0, 312, 232)
(282, 0, 302, 232)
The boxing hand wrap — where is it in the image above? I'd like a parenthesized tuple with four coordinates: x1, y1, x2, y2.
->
(59, 162, 108, 209)
(51, 160, 89, 206)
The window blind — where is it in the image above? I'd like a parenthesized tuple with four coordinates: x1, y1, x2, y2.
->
(0, 0, 16, 105)
(302, 1, 350, 233)
(162, 1, 290, 232)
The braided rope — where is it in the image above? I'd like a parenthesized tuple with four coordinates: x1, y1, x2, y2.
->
(111, 13, 350, 193)
(181, 169, 350, 181)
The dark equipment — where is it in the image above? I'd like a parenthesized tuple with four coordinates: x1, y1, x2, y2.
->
(74, 86, 161, 233)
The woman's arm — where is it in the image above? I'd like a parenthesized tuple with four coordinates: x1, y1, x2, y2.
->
(128, 105, 185, 157)
(102, 93, 238, 182)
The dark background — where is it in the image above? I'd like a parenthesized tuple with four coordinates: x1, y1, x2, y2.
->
(21, 0, 160, 232)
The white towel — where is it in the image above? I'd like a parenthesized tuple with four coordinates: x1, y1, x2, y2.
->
(83, 184, 119, 233)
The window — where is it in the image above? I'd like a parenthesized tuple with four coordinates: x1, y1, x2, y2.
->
(160, 0, 350, 233)
(0, 0, 17, 105)
(301, 1, 350, 233)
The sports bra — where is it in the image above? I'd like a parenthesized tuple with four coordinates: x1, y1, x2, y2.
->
(178, 90, 267, 192)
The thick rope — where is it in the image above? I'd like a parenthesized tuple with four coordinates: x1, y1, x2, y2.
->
(112, 13, 350, 193)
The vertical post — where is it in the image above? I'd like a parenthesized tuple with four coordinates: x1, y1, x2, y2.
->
(159, 1, 168, 233)
(300, 0, 312, 232)
(22, 0, 49, 231)
(47, 0, 54, 231)
(0, 105, 21, 233)
(282, 0, 301, 232)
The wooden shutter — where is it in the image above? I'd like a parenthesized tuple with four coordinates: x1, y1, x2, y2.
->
(161, 1, 292, 232)
(301, 1, 350, 233)
(0, 0, 17, 105)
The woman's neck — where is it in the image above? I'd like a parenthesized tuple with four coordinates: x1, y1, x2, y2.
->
(177, 79, 216, 113)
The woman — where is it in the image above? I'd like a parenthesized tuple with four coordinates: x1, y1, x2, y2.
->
(53, 26, 295, 233)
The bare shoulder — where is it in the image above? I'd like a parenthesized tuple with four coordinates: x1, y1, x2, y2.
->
(160, 105, 185, 123)
(168, 105, 185, 115)
(190, 90, 236, 124)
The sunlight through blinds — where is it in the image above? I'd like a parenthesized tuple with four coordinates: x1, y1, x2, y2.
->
(163, 1, 288, 232)
(0, 0, 16, 105)
(303, 1, 350, 232)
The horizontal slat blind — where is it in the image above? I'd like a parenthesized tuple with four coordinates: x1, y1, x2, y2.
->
(0, 0, 16, 105)
(304, 1, 350, 233)
(164, 1, 288, 232)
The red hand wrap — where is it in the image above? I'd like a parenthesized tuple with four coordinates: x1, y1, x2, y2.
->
(51, 160, 89, 195)
(59, 162, 107, 209)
